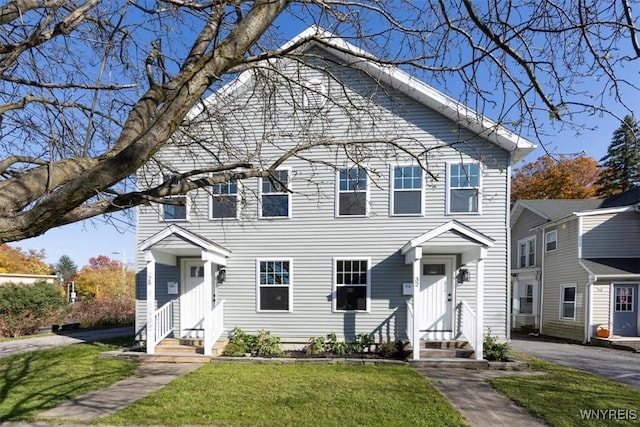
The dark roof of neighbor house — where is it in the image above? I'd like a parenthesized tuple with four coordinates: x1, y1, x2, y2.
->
(518, 199, 605, 222)
(581, 258, 640, 277)
(601, 187, 640, 208)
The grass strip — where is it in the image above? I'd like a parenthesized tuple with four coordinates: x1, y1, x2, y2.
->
(101, 362, 467, 426)
(0, 337, 138, 421)
(489, 354, 640, 426)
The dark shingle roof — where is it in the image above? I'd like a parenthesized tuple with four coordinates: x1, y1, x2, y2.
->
(518, 199, 604, 221)
(601, 187, 640, 208)
(581, 258, 640, 277)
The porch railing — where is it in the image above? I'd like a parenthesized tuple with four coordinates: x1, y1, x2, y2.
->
(456, 301, 476, 351)
(203, 300, 225, 356)
(406, 300, 414, 347)
(154, 300, 174, 347)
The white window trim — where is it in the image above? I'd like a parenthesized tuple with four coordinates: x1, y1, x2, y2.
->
(258, 168, 292, 220)
(545, 229, 558, 252)
(517, 235, 536, 268)
(159, 172, 190, 222)
(255, 258, 293, 313)
(332, 257, 371, 313)
(209, 179, 241, 221)
(445, 162, 482, 215)
(389, 164, 424, 217)
(302, 78, 327, 110)
(335, 167, 370, 218)
(560, 283, 577, 321)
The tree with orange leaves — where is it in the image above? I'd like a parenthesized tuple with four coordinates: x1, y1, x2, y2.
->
(511, 155, 601, 204)
(74, 255, 135, 300)
(0, 244, 52, 275)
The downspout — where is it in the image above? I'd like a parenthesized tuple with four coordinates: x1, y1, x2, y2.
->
(539, 225, 546, 335)
(584, 275, 595, 344)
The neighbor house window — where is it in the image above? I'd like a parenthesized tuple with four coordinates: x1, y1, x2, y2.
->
(162, 173, 188, 221)
(561, 284, 576, 320)
(392, 166, 423, 215)
(545, 230, 558, 252)
(520, 284, 533, 314)
(334, 258, 370, 311)
(518, 237, 536, 268)
(448, 163, 480, 213)
(211, 179, 238, 219)
(337, 167, 368, 216)
(260, 170, 290, 218)
(257, 260, 292, 311)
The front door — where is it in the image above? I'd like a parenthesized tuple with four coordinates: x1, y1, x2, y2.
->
(420, 256, 454, 340)
(181, 260, 206, 338)
(613, 284, 639, 336)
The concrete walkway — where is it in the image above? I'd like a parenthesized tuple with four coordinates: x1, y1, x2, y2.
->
(416, 368, 549, 427)
(36, 363, 202, 422)
(0, 327, 134, 359)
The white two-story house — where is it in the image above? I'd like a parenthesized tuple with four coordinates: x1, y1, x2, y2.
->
(134, 27, 536, 361)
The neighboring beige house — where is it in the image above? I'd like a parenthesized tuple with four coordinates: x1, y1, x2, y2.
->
(510, 187, 640, 342)
(0, 273, 58, 285)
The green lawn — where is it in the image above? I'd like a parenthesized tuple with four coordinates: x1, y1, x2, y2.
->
(489, 354, 640, 426)
(100, 362, 467, 427)
(0, 337, 138, 421)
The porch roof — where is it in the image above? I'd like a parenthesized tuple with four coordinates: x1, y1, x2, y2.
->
(580, 258, 640, 280)
(400, 221, 494, 264)
(139, 225, 230, 264)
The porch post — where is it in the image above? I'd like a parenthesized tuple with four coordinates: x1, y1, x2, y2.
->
(475, 248, 486, 361)
(145, 252, 156, 354)
(202, 256, 213, 356)
(412, 246, 422, 361)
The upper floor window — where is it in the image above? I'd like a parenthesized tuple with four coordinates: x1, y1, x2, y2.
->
(392, 166, 423, 215)
(334, 258, 370, 311)
(162, 173, 188, 222)
(545, 230, 558, 252)
(211, 179, 238, 219)
(337, 167, 368, 216)
(448, 163, 480, 214)
(260, 170, 290, 218)
(257, 259, 292, 311)
(302, 79, 327, 109)
(518, 236, 536, 268)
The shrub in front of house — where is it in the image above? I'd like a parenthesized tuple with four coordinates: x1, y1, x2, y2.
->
(63, 297, 135, 329)
(483, 331, 511, 361)
(0, 281, 69, 337)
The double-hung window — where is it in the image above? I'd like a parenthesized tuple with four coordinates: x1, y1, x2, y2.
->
(337, 167, 368, 216)
(161, 173, 188, 221)
(561, 284, 576, 320)
(260, 170, 290, 218)
(392, 166, 423, 215)
(517, 237, 536, 268)
(257, 260, 292, 311)
(211, 179, 238, 219)
(448, 163, 480, 213)
(334, 258, 370, 311)
(545, 230, 558, 252)
(302, 78, 327, 110)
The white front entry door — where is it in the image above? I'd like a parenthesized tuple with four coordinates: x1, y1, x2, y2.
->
(420, 256, 454, 340)
(181, 260, 206, 338)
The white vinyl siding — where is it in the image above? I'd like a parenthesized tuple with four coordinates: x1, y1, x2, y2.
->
(391, 165, 423, 216)
(447, 163, 480, 214)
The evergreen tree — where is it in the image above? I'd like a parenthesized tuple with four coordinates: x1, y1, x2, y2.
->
(596, 115, 640, 196)
(55, 255, 78, 283)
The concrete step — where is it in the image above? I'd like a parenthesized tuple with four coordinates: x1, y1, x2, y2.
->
(160, 338, 204, 347)
(410, 358, 489, 370)
(422, 340, 471, 349)
(155, 344, 203, 355)
(420, 348, 475, 359)
(137, 353, 212, 363)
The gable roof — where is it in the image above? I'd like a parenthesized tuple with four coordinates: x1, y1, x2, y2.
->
(401, 220, 494, 254)
(601, 187, 640, 208)
(194, 26, 536, 164)
(510, 199, 604, 228)
(579, 258, 640, 279)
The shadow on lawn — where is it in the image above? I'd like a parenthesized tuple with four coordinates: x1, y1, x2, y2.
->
(0, 338, 134, 421)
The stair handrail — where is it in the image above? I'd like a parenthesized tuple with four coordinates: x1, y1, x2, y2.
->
(406, 300, 414, 347)
(457, 300, 476, 352)
(203, 300, 225, 356)
(154, 300, 174, 346)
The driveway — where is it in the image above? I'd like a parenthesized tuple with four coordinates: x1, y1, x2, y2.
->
(511, 336, 640, 389)
(0, 326, 134, 358)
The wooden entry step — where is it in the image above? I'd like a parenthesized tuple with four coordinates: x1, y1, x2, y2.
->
(156, 338, 228, 357)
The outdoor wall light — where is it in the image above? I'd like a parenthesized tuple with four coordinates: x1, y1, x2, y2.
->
(456, 269, 469, 283)
(217, 268, 226, 283)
